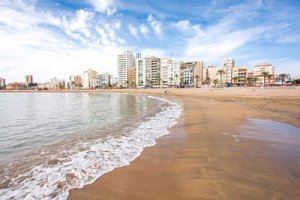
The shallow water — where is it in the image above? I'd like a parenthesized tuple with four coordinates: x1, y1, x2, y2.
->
(0, 92, 182, 199)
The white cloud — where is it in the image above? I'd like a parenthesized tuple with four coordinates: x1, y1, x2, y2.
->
(140, 24, 149, 37)
(147, 14, 162, 36)
(86, 0, 116, 15)
(128, 24, 139, 39)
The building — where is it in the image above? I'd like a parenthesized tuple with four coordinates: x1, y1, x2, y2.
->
(6, 82, 27, 90)
(50, 77, 65, 89)
(253, 63, 275, 85)
(0, 77, 5, 89)
(25, 75, 33, 86)
(169, 61, 181, 87)
(160, 58, 173, 87)
(127, 66, 136, 88)
(180, 61, 203, 87)
(136, 54, 146, 87)
(69, 75, 82, 87)
(83, 69, 98, 89)
(97, 73, 111, 88)
(117, 51, 135, 87)
(222, 58, 235, 85)
(233, 67, 248, 85)
(203, 66, 218, 84)
(145, 56, 161, 87)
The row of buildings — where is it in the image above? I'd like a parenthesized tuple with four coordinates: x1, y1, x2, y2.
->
(117, 51, 276, 88)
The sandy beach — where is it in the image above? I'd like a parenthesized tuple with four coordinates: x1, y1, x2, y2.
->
(67, 87, 300, 199)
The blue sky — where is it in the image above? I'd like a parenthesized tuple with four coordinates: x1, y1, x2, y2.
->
(0, 0, 300, 82)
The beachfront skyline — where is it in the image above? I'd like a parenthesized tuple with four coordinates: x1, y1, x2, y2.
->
(1, 0, 300, 82)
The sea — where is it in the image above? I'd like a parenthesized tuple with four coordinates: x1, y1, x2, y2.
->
(0, 92, 182, 199)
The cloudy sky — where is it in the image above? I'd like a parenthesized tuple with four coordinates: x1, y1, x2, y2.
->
(0, 0, 300, 82)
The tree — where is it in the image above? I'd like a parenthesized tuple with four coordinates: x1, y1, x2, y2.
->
(267, 74, 273, 86)
(261, 72, 269, 86)
(175, 74, 178, 87)
(205, 76, 211, 85)
(279, 73, 289, 86)
(217, 69, 225, 87)
(169, 76, 173, 87)
(125, 80, 129, 88)
(246, 77, 252, 86)
(213, 79, 218, 88)
(253, 76, 259, 86)
(195, 75, 200, 88)
(232, 76, 238, 86)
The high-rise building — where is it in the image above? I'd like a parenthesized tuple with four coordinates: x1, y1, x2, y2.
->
(25, 75, 33, 86)
(128, 66, 136, 87)
(117, 51, 135, 87)
(222, 58, 235, 84)
(170, 61, 181, 87)
(83, 69, 98, 89)
(145, 56, 161, 87)
(160, 58, 173, 87)
(233, 67, 248, 85)
(180, 61, 203, 87)
(0, 77, 5, 89)
(136, 54, 146, 87)
(254, 63, 275, 85)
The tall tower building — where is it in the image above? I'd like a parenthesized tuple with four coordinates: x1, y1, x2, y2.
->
(136, 53, 146, 87)
(222, 58, 235, 84)
(145, 56, 161, 87)
(117, 51, 135, 87)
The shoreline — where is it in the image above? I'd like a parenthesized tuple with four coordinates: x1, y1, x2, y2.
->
(68, 88, 300, 199)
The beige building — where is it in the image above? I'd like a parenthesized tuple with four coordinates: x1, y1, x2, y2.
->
(128, 66, 136, 87)
(83, 69, 98, 89)
(145, 56, 161, 87)
(69, 75, 82, 87)
(25, 75, 33, 86)
(160, 58, 173, 87)
(203, 66, 218, 84)
(118, 51, 135, 87)
(254, 63, 275, 85)
(233, 67, 248, 85)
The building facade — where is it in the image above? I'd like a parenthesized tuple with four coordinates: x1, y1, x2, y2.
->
(96, 73, 111, 88)
(180, 61, 203, 87)
(222, 58, 235, 85)
(203, 66, 218, 84)
(50, 77, 65, 89)
(70, 75, 82, 87)
(233, 67, 248, 85)
(145, 56, 161, 87)
(117, 51, 135, 87)
(83, 69, 98, 89)
(136, 55, 146, 87)
(160, 58, 173, 87)
(127, 66, 136, 87)
(253, 63, 275, 85)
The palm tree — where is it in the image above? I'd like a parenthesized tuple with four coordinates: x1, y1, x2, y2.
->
(261, 72, 269, 86)
(217, 69, 225, 87)
(278, 73, 289, 86)
(246, 77, 252, 86)
(267, 74, 273, 86)
(213, 79, 218, 88)
(232, 76, 238, 86)
(174, 74, 178, 87)
(169, 76, 173, 87)
(195, 75, 200, 88)
(205, 76, 211, 85)
(253, 76, 259, 86)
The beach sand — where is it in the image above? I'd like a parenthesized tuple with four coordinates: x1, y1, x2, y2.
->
(65, 87, 300, 199)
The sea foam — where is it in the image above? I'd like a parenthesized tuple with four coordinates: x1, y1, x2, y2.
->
(0, 96, 182, 200)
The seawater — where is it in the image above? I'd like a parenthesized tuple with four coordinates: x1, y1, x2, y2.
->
(0, 92, 182, 199)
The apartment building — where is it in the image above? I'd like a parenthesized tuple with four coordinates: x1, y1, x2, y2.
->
(25, 75, 33, 86)
(97, 73, 111, 88)
(127, 66, 136, 87)
(254, 63, 275, 85)
(136, 54, 146, 87)
(180, 61, 203, 87)
(233, 67, 248, 85)
(222, 58, 235, 84)
(203, 66, 218, 84)
(145, 56, 161, 87)
(117, 51, 135, 87)
(83, 69, 98, 89)
(160, 58, 173, 87)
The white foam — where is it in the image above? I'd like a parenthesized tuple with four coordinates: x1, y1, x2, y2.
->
(0, 96, 182, 200)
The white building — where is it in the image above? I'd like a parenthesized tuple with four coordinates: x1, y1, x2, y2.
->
(222, 58, 235, 84)
(160, 58, 173, 87)
(117, 51, 135, 87)
(50, 77, 65, 89)
(97, 73, 111, 88)
(83, 69, 98, 89)
(170, 61, 181, 86)
(254, 63, 275, 85)
(136, 54, 146, 87)
(233, 66, 248, 85)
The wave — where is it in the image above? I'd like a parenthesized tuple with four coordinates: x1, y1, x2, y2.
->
(0, 96, 182, 200)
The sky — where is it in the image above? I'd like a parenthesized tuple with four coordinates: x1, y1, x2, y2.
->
(0, 0, 300, 83)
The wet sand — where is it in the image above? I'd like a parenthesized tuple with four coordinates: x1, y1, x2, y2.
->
(57, 88, 300, 199)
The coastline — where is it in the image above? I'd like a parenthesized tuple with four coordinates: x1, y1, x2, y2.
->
(67, 88, 300, 199)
